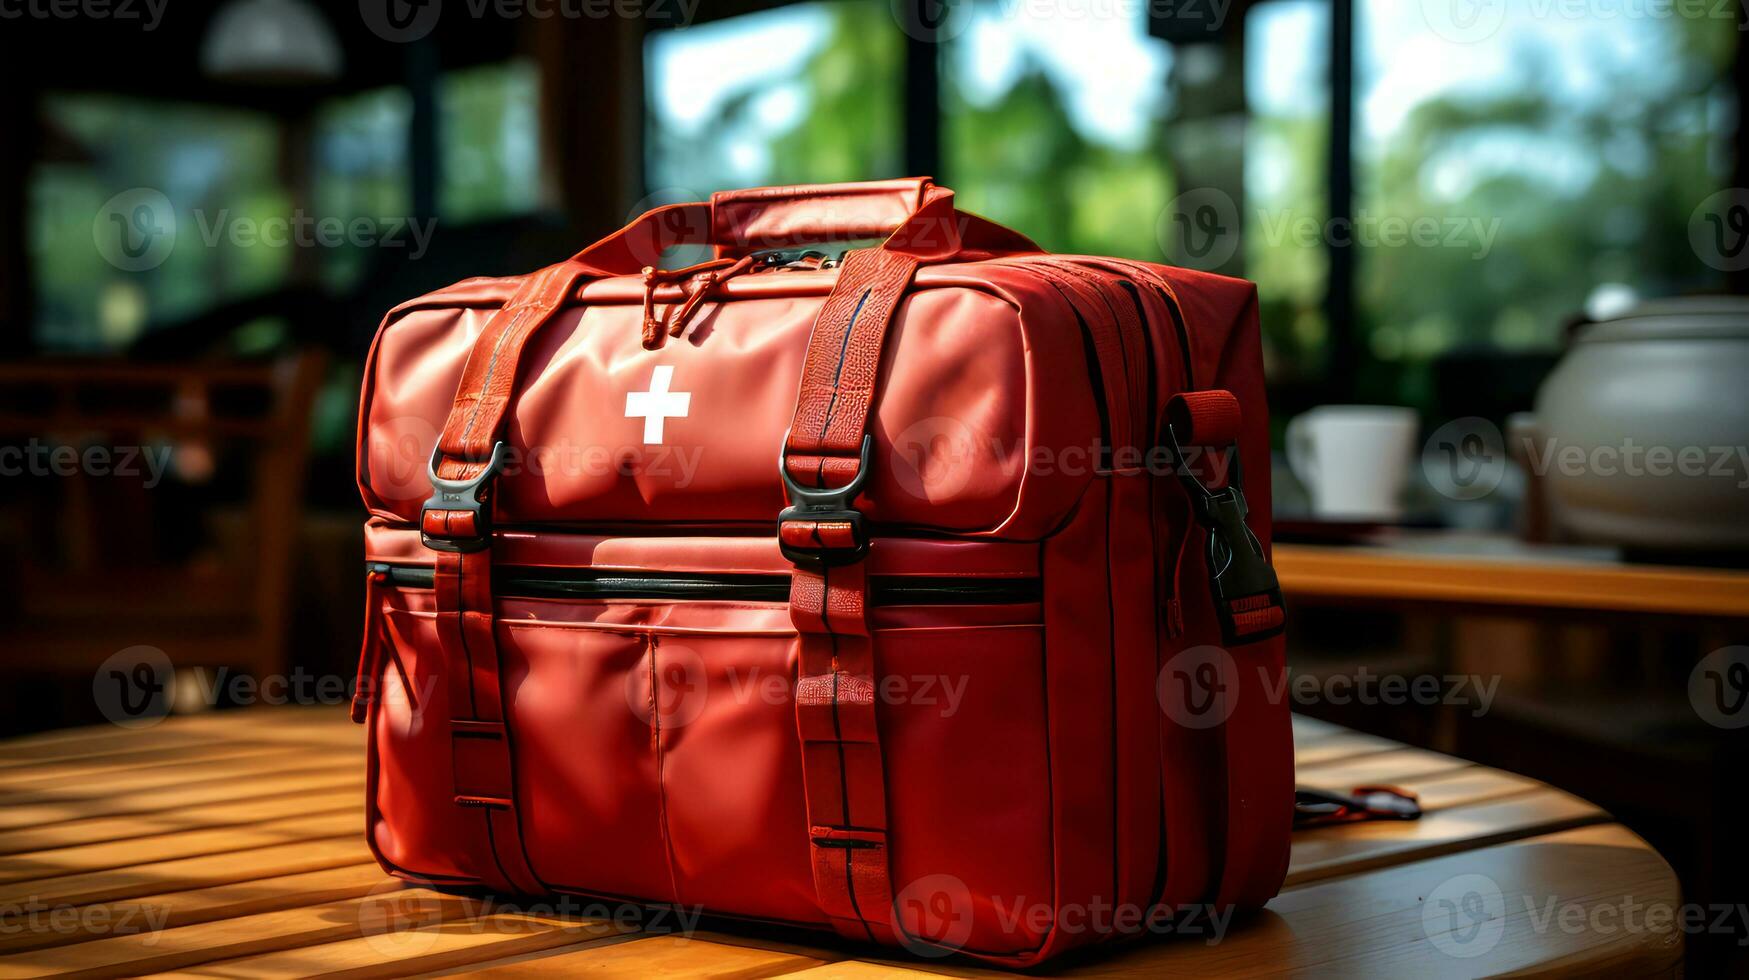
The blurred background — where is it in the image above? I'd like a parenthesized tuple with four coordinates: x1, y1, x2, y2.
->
(1, 0, 1747, 968)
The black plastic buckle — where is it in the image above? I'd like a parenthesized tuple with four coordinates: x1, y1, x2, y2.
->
(1166, 424, 1284, 643)
(421, 441, 506, 554)
(778, 433, 873, 569)
(1294, 785, 1422, 827)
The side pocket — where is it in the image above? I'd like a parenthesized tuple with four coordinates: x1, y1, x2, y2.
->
(365, 591, 500, 885)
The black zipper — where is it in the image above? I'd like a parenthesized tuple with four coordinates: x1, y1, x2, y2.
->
(1114, 280, 1161, 448)
(370, 563, 1040, 606)
(1156, 285, 1195, 391)
(1032, 272, 1117, 468)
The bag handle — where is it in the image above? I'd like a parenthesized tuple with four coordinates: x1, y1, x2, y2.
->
(569, 178, 1038, 276)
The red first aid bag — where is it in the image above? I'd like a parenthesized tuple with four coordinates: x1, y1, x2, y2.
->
(353, 179, 1292, 964)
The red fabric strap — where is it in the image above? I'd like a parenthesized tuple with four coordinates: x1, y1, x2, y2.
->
(436, 261, 591, 464)
(781, 243, 921, 944)
(349, 568, 387, 724)
(433, 549, 545, 895)
(779, 519, 860, 552)
(791, 562, 896, 945)
(1168, 390, 1242, 450)
(783, 247, 922, 488)
(423, 263, 592, 895)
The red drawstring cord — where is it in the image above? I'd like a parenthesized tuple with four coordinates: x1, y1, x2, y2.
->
(641, 255, 758, 350)
(350, 567, 387, 724)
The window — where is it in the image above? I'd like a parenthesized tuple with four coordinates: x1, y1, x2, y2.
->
(1353, 1, 1735, 400)
(644, 1, 905, 198)
(312, 86, 411, 290)
(440, 59, 545, 222)
(32, 96, 283, 351)
(1246, 0, 1331, 382)
(943, 1, 1171, 258)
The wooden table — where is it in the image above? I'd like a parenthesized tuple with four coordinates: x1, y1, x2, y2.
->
(0, 708, 1682, 978)
(1275, 533, 1749, 618)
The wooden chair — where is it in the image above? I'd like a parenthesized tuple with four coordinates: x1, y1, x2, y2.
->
(0, 353, 325, 686)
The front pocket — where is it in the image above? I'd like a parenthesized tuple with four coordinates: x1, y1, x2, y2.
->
(651, 627, 820, 923)
(365, 594, 502, 885)
(497, 620, 673, 903)
(364, 543, 1053, 944)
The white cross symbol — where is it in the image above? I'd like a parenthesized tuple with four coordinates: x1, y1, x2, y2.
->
(625, 365, 690, 445)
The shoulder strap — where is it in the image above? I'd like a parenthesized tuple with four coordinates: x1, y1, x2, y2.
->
(1163, 390, 1294, 910)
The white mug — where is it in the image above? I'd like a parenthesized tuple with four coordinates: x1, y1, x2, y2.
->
(1286, 406, 1419, 520)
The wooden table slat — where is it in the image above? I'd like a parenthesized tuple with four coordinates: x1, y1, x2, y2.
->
(0, 810, 361, 886)
(0, 750, 357, 806)
(1290, 732, 1401, 768)
(1285, 786, 1608, 887)
(0, 837, 374, 909)
(0, 864, 390, 956)
(1293, 747, 1474, 788)
(0, 743, 345, 791)
(0, 787, 363, 856)
(0, 770, 363, 832)
(142, 912, 631, 980)
(450, 931, 843, 979)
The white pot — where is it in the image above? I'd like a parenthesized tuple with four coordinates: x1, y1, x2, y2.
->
(1513, 297, 1749, 551)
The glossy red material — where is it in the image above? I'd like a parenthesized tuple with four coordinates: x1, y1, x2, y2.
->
(355, 180, 1291, 965)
